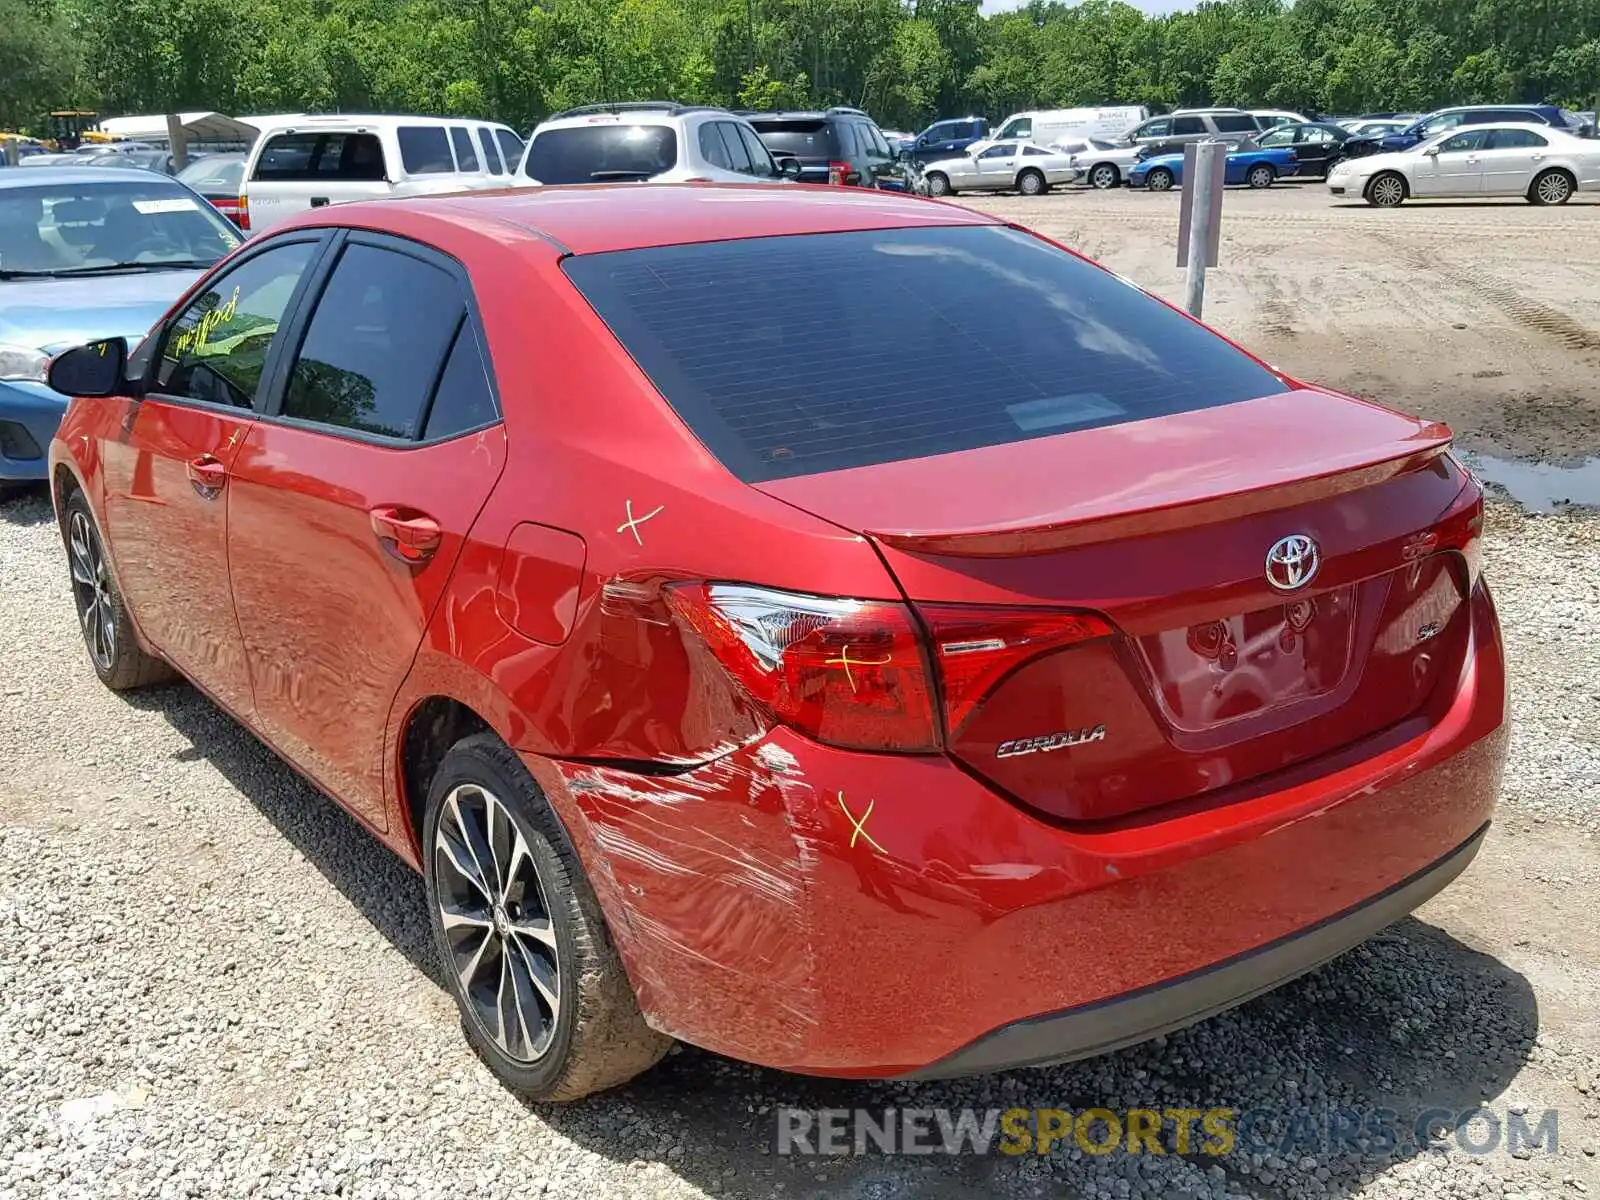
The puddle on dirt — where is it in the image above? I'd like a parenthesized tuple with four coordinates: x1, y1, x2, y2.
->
(1463, 453, 1600, 512)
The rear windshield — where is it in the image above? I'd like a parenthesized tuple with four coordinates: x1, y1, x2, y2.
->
(563, 225, 1286, 482)
(746, 119, 838, 158)
(252, 132, 385, 182)
(525, 125, 677, 183)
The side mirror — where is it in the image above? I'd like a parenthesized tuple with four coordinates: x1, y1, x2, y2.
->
(47, 337, 128, 398)
(1423, 145, 1441, 157)
(775, 155, 803, 179)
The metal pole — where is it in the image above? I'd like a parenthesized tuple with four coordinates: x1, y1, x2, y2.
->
(166, 113, 189, 172)
(1184, 141, 1220, 317)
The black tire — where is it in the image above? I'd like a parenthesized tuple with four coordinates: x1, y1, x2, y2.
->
(1145, 167, 1175, 192)
(422, 732, 672, 1101)
(1529, 168, 1574, 206)
(1089, 162, 1120, 189)
(61, 488, 174, 691)
(1365, 171, 1407, 207)
(1016, 168, 1046, 196)
(1247, 163, 1276, 189)
(925, 171, 951, 197)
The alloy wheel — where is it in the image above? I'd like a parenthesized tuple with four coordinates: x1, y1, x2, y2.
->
(1536, 172, 1572, 204)
(1091, 164, 1117, 189)
(433, 782, 562, 1063)
(1370, 175, 1405, 206)
(68, 511, 115, 672)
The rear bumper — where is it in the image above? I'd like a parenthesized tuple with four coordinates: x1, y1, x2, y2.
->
(0, 381, 64, 484)
(905, 821, 1486, 1078)
(527, 582, 1507, 1076)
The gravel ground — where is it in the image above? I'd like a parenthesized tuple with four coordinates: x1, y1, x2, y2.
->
(4, 187, 1600, 1200)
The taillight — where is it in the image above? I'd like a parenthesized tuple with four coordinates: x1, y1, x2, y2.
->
(828, 160, 851, 185)
(665, 583, 938, 753)
(236, 195, 250, 231)
(920, 607, 1114, 737)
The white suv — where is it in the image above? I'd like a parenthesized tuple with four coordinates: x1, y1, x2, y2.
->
(515, 103, 801, 186)
(241, 114, 525, 233)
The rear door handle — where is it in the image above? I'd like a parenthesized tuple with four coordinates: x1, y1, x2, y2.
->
(186, 455, 227, 497)
(309, 196, 330, 208)
(370, 506, 441, 564)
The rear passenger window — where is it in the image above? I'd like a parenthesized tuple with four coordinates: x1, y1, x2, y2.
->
(1172, 117, 1207, 135)
(450, 127, 479, 171)
(157, 241, 317, 409)
(423, 323, 498, 440)
(1489, 128, 1548, 149)
(281, 244, 464, 438)
(252, 133, 384, 182)
(495, 129, 526, 171)
(699, 123, 732, 169)
(1212, 114, 1257, 133)
(398, 126, 454, 175)
(476, 128, 504, 174)
(738, 126, 777, 176)
(717, 123, 753, 172)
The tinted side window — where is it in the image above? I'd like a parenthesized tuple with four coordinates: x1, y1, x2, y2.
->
(1211, 114, 1257, 133)
(563, 225, 1285, 483)
(1138, 119, 1171, 138)
(737, 125, 777, 177)
(835, 121, 859, 158)
(699, 122, 732, 168)
(252, 133, 384, 182)
(496, 129, 526, 171)
(1259, 127, 1295, 147)
(1172, 116, 1207, 135)
(282, 244, 464, 439)
(399, 126, 454, 175)
(1489, 128, 1548, 149)
(157, 241, 317, 409)
(423, 322, 498, 440)
(979, 143, 1015, 159)
(476, 128, 504, 174)
(450, 127, 479, 171)
(717, 123, 753, 172)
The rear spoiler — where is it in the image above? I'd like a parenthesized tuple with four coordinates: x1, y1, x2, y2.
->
(867, 439, 1454, 559)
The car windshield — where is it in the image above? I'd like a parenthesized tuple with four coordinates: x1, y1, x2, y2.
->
(747, 120, 836, 158)
(0, 178, 240, 277)
(525, 125, 678, 183)
(177, 156, 244, 192)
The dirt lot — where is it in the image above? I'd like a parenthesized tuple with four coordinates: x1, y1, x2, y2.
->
(2, 184, 1599, 1200)
(969, 186, 1600, 473)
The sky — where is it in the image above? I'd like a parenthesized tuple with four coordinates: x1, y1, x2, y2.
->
(983, 0, 1193, 11)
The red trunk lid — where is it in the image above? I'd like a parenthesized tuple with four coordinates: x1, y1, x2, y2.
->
(756, 390, 1482, 823)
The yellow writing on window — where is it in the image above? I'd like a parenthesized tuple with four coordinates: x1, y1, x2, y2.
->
(172, 286, 240, 358)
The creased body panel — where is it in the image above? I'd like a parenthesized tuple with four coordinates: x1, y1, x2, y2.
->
(519, 585, 1504, 1075)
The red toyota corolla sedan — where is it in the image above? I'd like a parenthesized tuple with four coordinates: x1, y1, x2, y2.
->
(43, 184, 1507, 1101)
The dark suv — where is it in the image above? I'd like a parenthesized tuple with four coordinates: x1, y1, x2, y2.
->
(1346, 105, 1592, 157)
(742, 107, 909, 189)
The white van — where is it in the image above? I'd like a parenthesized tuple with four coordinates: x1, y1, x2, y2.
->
(986, 107, 1149, 150)
(241, 114, 526, 233)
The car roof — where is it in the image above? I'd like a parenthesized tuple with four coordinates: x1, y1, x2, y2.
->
(0, 166, 181, 189)
(288, 182, 1000, 256)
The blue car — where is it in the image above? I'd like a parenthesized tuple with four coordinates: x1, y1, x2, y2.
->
(0, 167, 240, 494)
(1128, 143, 1298, 191)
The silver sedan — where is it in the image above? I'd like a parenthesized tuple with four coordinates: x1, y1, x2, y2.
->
(919, 141, 1080, 197)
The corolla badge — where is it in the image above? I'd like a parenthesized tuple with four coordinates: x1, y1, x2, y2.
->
(996, 725, 1106, 759)
(1264, 534, 1320, 592)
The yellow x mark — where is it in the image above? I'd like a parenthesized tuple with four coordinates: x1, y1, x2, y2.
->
(836, 791, 886, 854)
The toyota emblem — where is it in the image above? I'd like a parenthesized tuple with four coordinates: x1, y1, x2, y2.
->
(1265, 534, 1320, 592)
